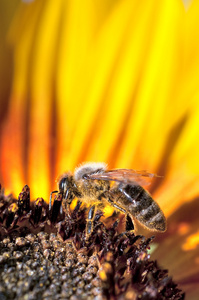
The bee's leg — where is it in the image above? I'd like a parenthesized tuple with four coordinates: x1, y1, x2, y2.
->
(64, 202, 72, 219)
(86, 205, 96, 236)
(125, 214, 134, 231)
(49, 190, 58, 210)
(76, 200, 82, 210)
(107, 199, 134, 231)
(107, 199, 126, 213)
(72, 200, 82, 216)
(63, 189, 73, 219)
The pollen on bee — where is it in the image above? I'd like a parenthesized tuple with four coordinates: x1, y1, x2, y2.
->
(70, 197, 79, 210)
(103, 205, 114, 217)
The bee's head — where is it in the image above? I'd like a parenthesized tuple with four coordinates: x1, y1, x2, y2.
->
(58, 173, 80, 201)
(58, 174, 72, 194)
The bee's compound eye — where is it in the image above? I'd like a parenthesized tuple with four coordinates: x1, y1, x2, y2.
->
(59, 177, 69, 194)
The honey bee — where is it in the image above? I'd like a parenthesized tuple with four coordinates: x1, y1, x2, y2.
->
(50, 162, 166, 235)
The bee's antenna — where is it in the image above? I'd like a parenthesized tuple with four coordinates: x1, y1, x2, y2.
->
(49, 190, 58, 210)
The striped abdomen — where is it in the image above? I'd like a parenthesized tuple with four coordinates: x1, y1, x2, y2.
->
(117, 184, 166, 231)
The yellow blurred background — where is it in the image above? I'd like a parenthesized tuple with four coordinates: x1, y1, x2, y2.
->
(1, 0, 199, 215)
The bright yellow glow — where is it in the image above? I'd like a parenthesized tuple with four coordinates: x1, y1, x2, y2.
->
(99, 270, 107, 281)
(182, 231, 199, 251)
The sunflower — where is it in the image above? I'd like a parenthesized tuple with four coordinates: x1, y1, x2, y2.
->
(0, 0, 199, 299)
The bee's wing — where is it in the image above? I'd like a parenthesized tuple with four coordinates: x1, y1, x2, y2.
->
(84, 169, 161, 186)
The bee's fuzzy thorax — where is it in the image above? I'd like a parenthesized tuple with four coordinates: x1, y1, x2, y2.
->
(74, 162, 107, 181)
